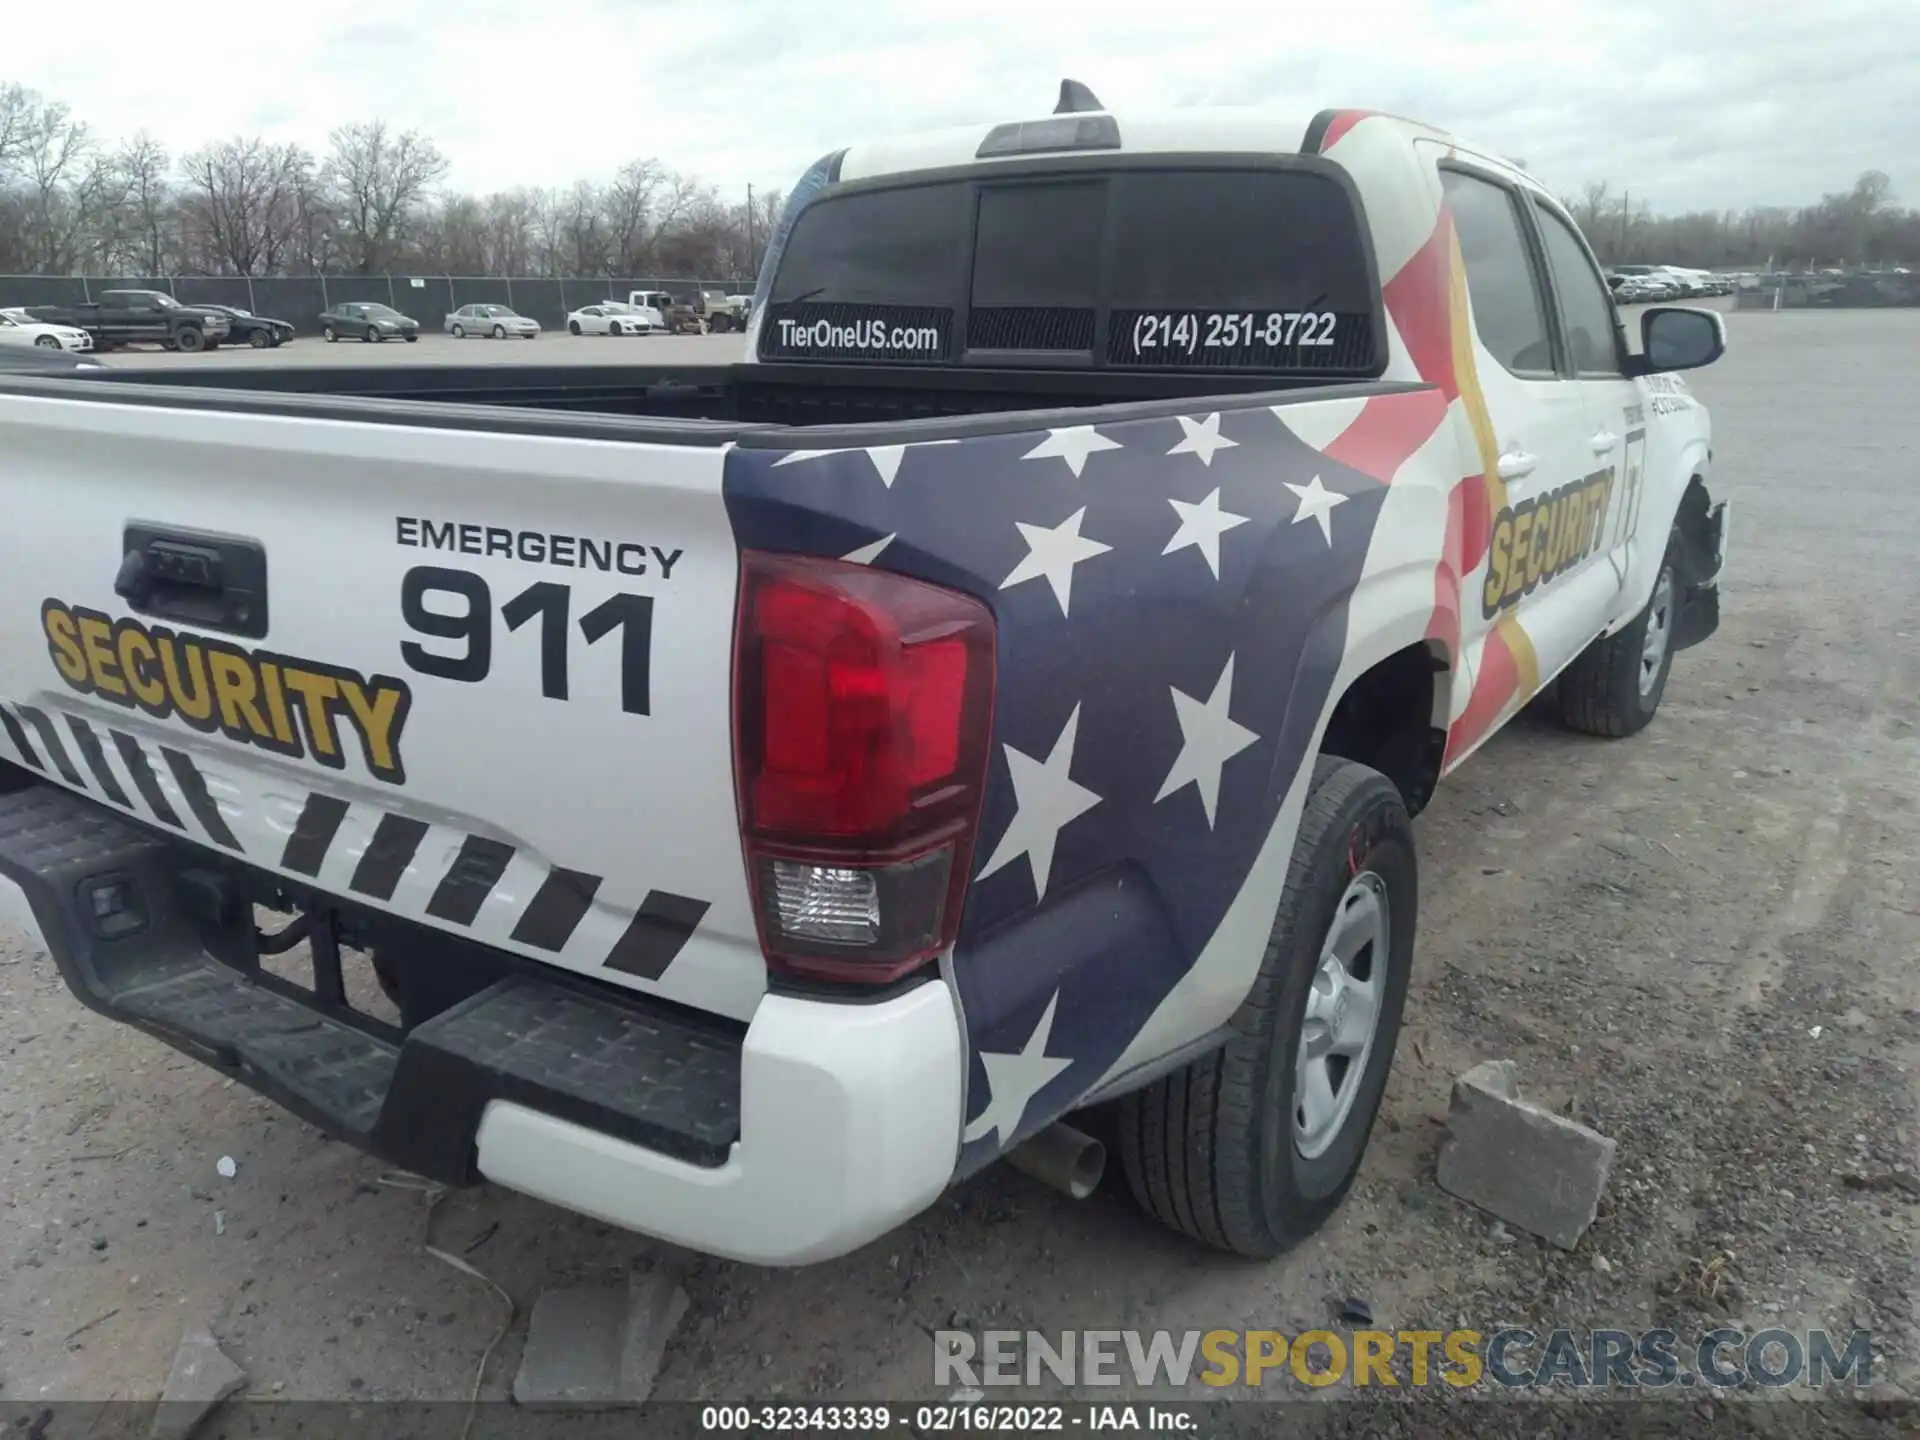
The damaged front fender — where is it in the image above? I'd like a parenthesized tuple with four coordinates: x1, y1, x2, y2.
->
(1672, 477, 1728, 653)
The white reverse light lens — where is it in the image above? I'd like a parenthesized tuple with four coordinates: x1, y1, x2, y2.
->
(767, 861, 880, 945)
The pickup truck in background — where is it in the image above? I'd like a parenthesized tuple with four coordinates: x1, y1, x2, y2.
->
(0, 86, 1727, 1266)
(22, 289, 232, 353)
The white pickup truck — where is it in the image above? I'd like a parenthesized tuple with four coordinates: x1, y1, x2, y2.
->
(0, 86, 1727, 1267)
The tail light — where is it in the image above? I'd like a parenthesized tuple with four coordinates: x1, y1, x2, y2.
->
(732, 550, 996, 985)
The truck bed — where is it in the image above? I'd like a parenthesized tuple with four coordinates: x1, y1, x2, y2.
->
(0, 360, 1394, 437)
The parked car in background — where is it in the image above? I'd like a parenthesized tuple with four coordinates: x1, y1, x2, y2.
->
(197, 304, 294, 349)
(566, 300, 662, 336)
(22, 289, 230, 352)
(446, 303, 540, 339)
(1606, 273, 1662, 303)
(628, 289, 717, 334)
(320, 303, 421, 343)
(0, 310, 92, 352)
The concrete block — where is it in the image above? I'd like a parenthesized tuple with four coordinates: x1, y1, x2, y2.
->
(150, 1330, 246, 1440)
(1435, 1059, 1616, 1251)
(512, 1270, 690, 1407)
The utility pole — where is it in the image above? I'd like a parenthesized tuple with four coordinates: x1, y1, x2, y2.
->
(746, 183, 756, 280)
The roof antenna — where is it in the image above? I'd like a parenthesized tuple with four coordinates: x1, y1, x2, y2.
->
(1055, 79, 1105, 114)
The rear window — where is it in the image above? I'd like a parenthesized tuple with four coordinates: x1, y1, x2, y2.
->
(759, 164, 1380, 375)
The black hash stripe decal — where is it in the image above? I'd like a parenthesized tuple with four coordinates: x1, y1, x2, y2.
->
(160, 747, 244, 851)
(110, 730, 183, 829)
(425, 835, 516, 925)
(65, 717, 132, 809)
(603, 891, 711, 980)
(16, 706, 85, 790)
(510, 866, 602, 952)
(281, 793, 351, 877)
(349, 812, 430, 900)
(0, 704, 43, 771)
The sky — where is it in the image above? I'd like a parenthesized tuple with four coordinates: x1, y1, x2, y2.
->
(9, 0, 1918, 214)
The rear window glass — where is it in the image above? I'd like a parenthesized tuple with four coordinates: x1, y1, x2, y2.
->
(759, 165, 1379, 374)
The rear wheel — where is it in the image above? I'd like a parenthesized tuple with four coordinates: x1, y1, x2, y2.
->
(323, 326, 337, 343)
(174, 327, 205, 353)
(451, 324, 466, 339)
(569, 320, 582, 335)
(1557, 532, 1680, 738)
(1117, 756, 1416, 1257)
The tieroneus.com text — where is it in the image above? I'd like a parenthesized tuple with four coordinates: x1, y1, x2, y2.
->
(774, 316, 942, 352)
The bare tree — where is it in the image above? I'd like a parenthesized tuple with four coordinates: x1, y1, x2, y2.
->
(323, 120, 449, 273)
(106, 133, 176, 274)
(180, 137, 312, 274)
(14, 95, 104, 273)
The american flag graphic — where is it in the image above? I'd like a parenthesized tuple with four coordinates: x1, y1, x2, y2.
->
(724, 386, 1444, 1170)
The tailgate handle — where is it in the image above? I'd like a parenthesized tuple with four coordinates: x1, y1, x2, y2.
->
(115, 526, 270, 639)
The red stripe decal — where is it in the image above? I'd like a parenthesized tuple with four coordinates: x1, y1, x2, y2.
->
(1321, 388, 1450, 485)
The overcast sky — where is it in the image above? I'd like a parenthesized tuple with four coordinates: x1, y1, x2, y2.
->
(11, 0, 1917, 214)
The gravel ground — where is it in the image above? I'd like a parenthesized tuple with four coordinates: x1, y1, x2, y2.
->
(1, 309, 1914, 1432)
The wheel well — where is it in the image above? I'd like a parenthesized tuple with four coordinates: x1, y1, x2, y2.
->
(1673, 475, 1716, 584)
(1319, 642, 1448, 817)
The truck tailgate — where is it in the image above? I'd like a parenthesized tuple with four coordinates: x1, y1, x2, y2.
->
(0, 389, 765, 1021)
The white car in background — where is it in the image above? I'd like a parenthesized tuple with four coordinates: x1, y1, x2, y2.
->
(0, 310, 93, 352)
(566, 300, 664, 336)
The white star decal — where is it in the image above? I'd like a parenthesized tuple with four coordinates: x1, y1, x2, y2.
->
(1167, 412, 1238, 467)
(772, 440, 959, 488)
(1155, 654, 1260, 828)
(1284, 474, 1348, 544)
(976, 704, 1102, 900)
(1021, 426, 1122, 478)
(1163, 487, 1251, 580)
(999, 506, 1111, 617)
(841, 533, 894, 565)
(963, 991, 1073, 1150)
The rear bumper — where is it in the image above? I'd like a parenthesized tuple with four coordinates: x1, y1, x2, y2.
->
(0, 780, 965, 1265)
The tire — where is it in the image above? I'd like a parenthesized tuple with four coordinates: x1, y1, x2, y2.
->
(491, 324, 506, 340)
(366, 326, 382, 343)
(404, 334, 417, 342)
(248, 329, 271, 349)
(451, 324, 465, 339)
(569, 320, 582, 335)
(1557, 532, 1680, 738)
(1117, 756, 1416, 1258)
(324, 327, 337, 343)
(34, 335, 59, 349)
(610, 322, 623, 336)
(174, 327, 205, 354)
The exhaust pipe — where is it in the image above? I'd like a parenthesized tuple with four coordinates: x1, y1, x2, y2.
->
(1005, 1121, 1106, 1200)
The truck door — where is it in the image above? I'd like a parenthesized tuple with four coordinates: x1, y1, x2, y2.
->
(1437, 165, 1623, 714)
(114, 294, 163, 344)
(1525, 194, 1650, 606)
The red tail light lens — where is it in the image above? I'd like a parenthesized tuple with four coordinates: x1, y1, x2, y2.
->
(732, 551, 996, 985)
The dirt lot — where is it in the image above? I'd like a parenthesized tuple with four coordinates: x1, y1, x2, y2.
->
(2, 309, 1915, 1429)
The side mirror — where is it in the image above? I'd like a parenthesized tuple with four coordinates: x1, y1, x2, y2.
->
(1631, 306, 1726, 374)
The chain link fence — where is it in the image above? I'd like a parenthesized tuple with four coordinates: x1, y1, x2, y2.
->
(0, 275, 756, 335)
(1734, 273, 1920, 309)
